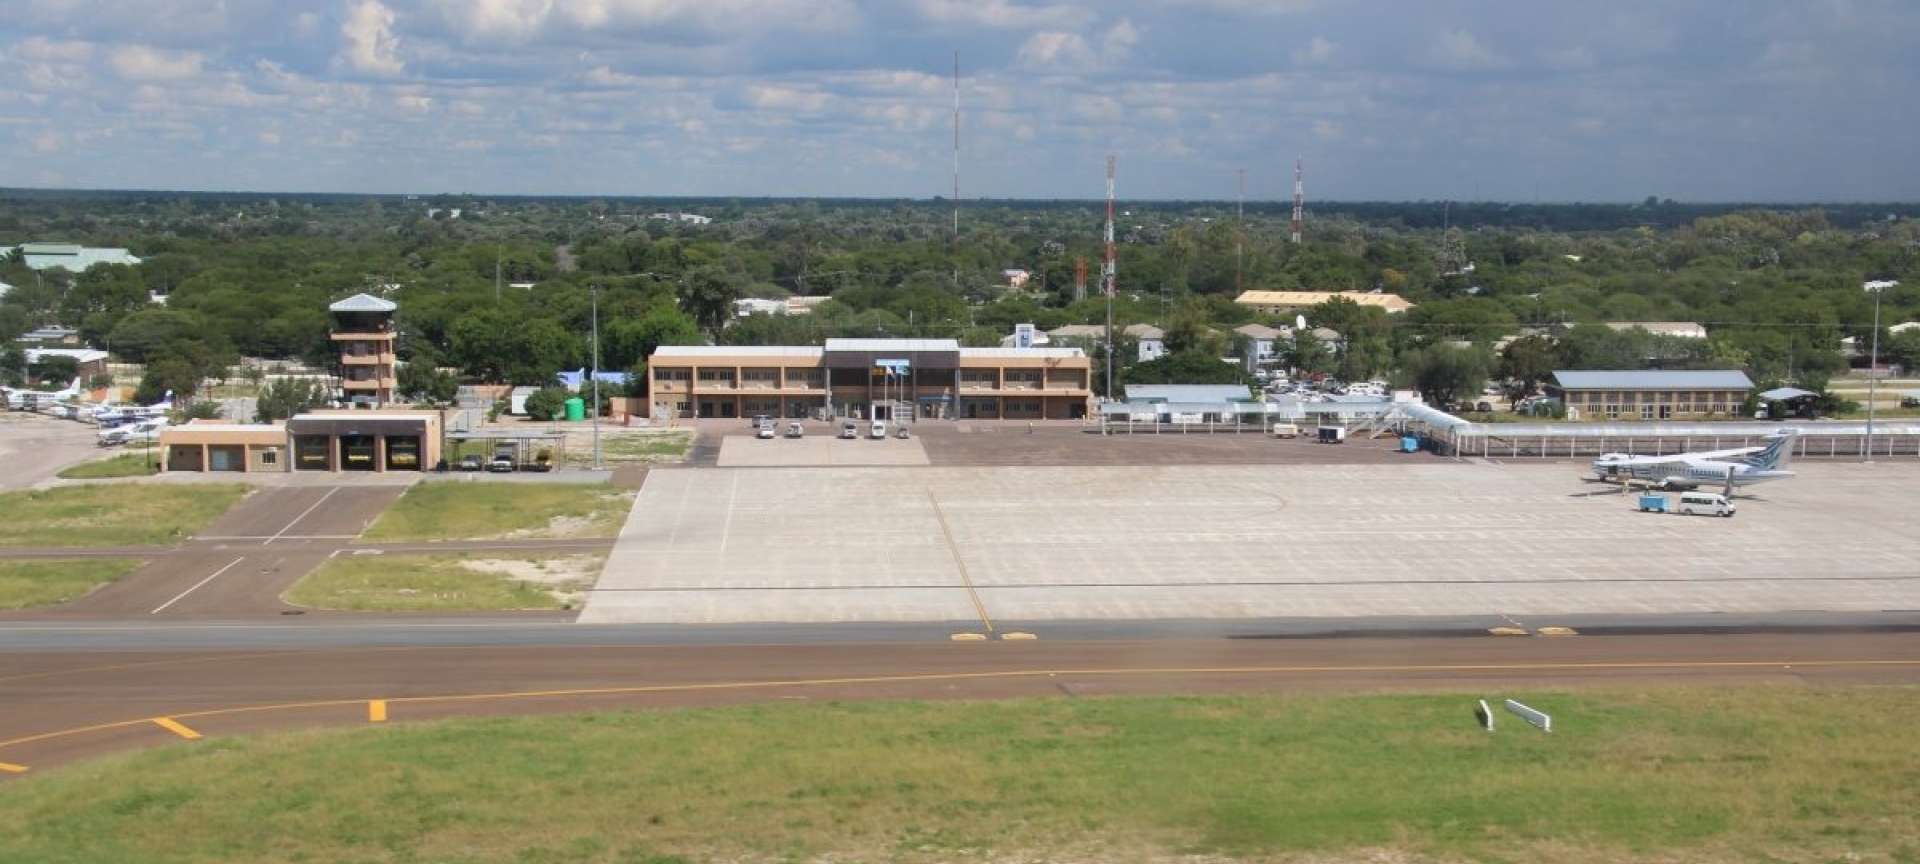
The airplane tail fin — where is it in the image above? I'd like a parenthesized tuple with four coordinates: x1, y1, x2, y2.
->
(1745, 431, 1796, 470)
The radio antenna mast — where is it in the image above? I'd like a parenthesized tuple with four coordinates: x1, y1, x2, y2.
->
(1103, 155, 1117, 401)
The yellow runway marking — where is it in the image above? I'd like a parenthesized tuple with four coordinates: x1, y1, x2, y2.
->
(1537, 626, 1580, 637)
(368, 700, 388, 722)
(2, 657, 1916, 760)
(1000, 632, 1038, 641)
(926, 488, 994, 634)
(0, 762, 27, 774)
(950, 633, 988, 641)
(1488, 627, 1529, 636)
(151, 717, 202, 740)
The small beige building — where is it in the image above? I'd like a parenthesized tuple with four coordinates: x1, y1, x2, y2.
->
(159, 411, 442, 473)
(159, 422, 289, 473)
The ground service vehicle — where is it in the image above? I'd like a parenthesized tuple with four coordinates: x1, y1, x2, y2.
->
(1678, 492, 1736, 517)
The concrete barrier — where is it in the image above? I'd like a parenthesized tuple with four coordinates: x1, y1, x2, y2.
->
(1504, 698, 1551, 732)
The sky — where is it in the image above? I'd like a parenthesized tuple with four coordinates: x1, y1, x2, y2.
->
(2, 0, 1916, 202)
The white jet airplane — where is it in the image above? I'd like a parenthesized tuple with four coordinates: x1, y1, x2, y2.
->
(1589, 430, 1797, 491)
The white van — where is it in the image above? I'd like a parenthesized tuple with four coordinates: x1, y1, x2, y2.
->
(1268, 422, 1300, 439)
(869, 420, 887, 439)
(1678, 492, 1736, 517)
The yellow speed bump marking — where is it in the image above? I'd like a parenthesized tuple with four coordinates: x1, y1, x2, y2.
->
(950, 633, 989, 642)
(1487, 627, 1529, 637)
(1536, 626, 1580, 637)
(151, 717, 202, 740)
(999, 632, 1038, 641)
(0, 762, 27, 774)
(368, 700, 388, 723)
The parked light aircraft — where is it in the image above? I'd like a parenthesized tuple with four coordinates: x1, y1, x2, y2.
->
(1, 378, 81, 411)
(1589, 431, 1796, 491)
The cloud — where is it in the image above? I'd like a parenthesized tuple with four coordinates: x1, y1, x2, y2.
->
(16, 36, 94, 63)
(108, 45, 205, 81)
(31, 131, 62, 153)
(911, 0, 1090, 30)
(1016, 32, 1094, 68)
(1293, 35, 1336, 66)
(1430, 28, 1504, 69)
(338, 0, 405, 76)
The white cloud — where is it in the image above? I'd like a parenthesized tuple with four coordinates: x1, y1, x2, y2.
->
(1103, 18, 1140, 58)
(745, 84, 830, 112)
(338, 0, 405, 76)
(1312, 118, 1342, 140)
(16, 36, 95, 63)
(1431, 28, 1504, 69)
(258, 130, 282, 145)
(108, 45, 205, 81)
(1293, 35, 1336, 66)
(1017, 31, 1095, 68)
(912, 0, 1090, 30)
(31, 131, 63, 154)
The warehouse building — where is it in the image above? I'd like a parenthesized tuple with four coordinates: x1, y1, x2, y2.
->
(646, 338, 1094, 421)
(1548, 369, 1753, 420)
(159, 411, 441, 473)
(1234, 290, 1413, 315)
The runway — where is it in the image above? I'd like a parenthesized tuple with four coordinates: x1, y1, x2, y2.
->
(1, 629, 1916, 774)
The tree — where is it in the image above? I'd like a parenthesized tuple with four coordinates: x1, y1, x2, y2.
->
(60, 263, 149, 344)
(1402, 344, 1492, 410)
(450, 308, 577, 384)
(27, 354, 78, 386)
(178, 401, 224, 421)
(398, 362, 458, 406)
(135, 356, 202, 405)
(255, 378, 332, 422)
(0, 345, 24, 388)
(1497, 335, 1560, 397)
(106, 309, 205, 363)
(1883, 329, 1920, 376)
(521, 386, 570, 420)
(1285, 330, 1334, 376)
(1122, 351, 1247, 386)
(605, 305, 702, 368)
(678, 266, 742, 336)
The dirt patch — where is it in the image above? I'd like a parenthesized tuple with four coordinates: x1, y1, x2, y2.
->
(459, 555, 604, 605)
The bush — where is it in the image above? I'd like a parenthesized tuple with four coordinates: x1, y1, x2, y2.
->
(521, 386, 570, 420)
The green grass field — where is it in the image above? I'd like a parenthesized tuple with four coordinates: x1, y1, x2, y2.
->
(284, 552, 605, 611)
(1, 687, 1914, 863)
(360, 482, 633, 541)
(0, 485, 249, 547)
(588, 431, 693, 462)
(55, 452, 161, 479)
(0, 558, 142, 608)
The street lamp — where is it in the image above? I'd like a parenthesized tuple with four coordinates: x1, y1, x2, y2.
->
(590, 282, 603, 471)
(1863, 279, 1898, 463)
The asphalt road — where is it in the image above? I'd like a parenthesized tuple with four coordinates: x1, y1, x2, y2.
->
(1, 630, 1915, 773)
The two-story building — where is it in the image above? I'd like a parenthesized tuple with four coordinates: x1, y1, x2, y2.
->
(1548, 369, 1754, 420)
(645, 338, 1094, 421)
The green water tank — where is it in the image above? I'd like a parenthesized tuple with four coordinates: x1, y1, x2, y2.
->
(563, 396, 586, 422)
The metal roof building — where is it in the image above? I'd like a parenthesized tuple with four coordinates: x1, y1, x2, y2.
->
(6, 242, 141, 272)
(1551, 369, 1754, 390)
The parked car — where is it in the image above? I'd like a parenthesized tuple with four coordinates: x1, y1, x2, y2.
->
(869, 420, 887, 439)
(785, 422, 804, 438)
(1269, 422, 1300, 438)
(756, 424, 776, 439)
(456, 454, 483, 471)
(839, 420, 858, 439)
(895, 425, 911, 439)
(487, 454, 516, 473)
(751, 414, 772, 430)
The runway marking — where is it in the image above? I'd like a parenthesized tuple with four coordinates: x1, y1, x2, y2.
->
(368, 700, 387, 722)
(264, 488, 339, 545)
(151, 717, 201, 740)
(195, 535, 358, 542)
(926, 488, 994, 634)
(1537, 626, 1580, 637)
(0, 762, 26, 774)
(149, 557, 247, 615)
(1488, 627, 1529, 636)
(950, 633, 988, 641)
(1000, 632, 1038, 641)
(717, 472, 740, 559)
(3, 657, 1917, 759)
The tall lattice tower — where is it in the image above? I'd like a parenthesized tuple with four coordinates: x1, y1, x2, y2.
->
(1073, 257, 1088, 302)
(1103, 155, 1117, 401)
(1289, 157, 1305, 245)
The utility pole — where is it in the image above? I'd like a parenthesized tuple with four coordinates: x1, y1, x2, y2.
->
(1103, 155, 1117, 406)
(590, 282, 603, 471)
(1235, 167, 1246, 294)
(1863, 279, 1898, 463)
(494, 246, 503, 301)
(950, 50, 960, 294)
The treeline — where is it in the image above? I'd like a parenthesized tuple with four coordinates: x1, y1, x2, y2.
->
(2, 193, 1917, 406)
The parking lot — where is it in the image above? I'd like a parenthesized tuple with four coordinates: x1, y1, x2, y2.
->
(579, 460, 1920, 625)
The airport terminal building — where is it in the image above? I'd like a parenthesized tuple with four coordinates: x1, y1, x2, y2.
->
(646, 338, 1094, 421)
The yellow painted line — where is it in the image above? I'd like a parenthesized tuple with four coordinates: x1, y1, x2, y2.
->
(1, 658, 1916, 757)
(926, 488, 994, 634)
(368, 700, 388, 723)
(950, 633, 988, 641)
(999, 632, 1038, 641)
(1536, 626, 1580, 637)
(151, 717, 202, 740)
(0, 762, 27, 774)
(1488, 627, 1529, 636)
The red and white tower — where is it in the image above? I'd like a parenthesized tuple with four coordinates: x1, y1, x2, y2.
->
(1290, 157, 1305, 245)
(1103, 154, 1117, 401)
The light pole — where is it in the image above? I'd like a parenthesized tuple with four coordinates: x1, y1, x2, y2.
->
(1862, 279, 1898, 463)
(590, 283, 603, 471)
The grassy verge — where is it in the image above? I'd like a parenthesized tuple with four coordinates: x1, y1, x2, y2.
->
(283, 552, 604, 611)
(0, 558, 142, 608)
(55, 453, 161, 480)
(361, 482, 632, 541)
(1, 688, 1915, 863)
(568, 431, 693, 465)
(0, 485, 249, 547)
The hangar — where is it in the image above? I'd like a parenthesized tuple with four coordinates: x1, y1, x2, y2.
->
(159, 411, 442, 473)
